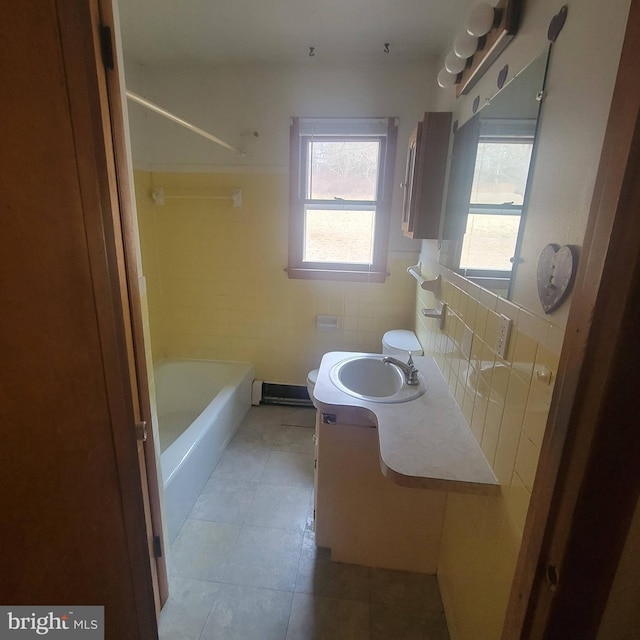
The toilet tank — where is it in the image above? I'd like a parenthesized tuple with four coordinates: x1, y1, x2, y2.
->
(382, 330, 423, 356)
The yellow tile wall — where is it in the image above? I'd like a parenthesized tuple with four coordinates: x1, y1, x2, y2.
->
(134, 170, 418, 383)
(414, 267, 562, 640)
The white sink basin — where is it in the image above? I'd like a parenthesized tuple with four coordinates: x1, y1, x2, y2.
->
(329, 355, 427, 403)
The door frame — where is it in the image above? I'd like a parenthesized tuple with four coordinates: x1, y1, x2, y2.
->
(502, 1, 640, 636)
(95, 0, 169, 611)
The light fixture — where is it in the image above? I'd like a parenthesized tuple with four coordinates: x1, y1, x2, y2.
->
(453, 31, 479, 58)
(437, 68, 457, 88)
(444, 51, 466, 74)
(466, 2, 496, 37)
(435, 0, 521, 94)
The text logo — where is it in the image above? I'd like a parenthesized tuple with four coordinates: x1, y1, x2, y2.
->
(0, 607, 103, 639)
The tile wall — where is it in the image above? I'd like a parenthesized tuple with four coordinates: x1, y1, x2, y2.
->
(135, 170, 418, 384)
(414, 264, 563, 640)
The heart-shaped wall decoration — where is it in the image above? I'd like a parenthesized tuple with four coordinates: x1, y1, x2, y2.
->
(537, 244, 577, 313)
(548, 5, 568, 42)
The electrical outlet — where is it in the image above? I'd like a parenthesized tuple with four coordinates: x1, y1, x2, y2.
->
(496, 314, 512, 359)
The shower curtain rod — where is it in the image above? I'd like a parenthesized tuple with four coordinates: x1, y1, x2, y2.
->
(126, 90, 242, 155)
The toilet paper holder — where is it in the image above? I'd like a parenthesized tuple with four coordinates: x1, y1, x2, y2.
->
(422, 303, 447, 330)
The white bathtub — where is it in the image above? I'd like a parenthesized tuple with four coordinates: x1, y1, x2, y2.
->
(154, 359, 254, 542)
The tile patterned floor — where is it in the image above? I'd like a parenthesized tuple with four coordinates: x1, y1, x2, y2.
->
(160, 405, 450, 640)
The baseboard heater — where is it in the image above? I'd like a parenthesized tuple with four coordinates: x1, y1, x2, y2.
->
(252, 380, 313, 407)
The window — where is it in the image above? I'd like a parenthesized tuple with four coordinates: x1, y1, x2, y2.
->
(459, 119, 535, 275)
(288, 117, 398, 281)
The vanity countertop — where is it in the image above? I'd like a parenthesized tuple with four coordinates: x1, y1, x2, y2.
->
(314, 351, 499, 495)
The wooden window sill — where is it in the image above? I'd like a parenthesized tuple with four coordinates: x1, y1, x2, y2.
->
(286, 268, 388, 283)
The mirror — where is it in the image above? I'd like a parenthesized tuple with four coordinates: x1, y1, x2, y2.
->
(440, 50, 549, 297)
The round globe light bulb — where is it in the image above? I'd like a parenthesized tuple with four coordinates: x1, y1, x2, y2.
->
(444, 51, 466, 74)
(437, 68, 457, 88)
(466, 2, 495, 37)
(453, 31, 479, 59)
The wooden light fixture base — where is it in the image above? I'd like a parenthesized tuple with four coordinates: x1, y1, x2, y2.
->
(456, 0, 521, 97)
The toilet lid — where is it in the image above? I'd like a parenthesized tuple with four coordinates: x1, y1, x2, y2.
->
(383, 330, 422, 353)
(307, 369, 319, 385)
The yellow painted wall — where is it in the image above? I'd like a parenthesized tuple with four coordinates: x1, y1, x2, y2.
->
(135, 170, 418, 383)
(414, 265, 563, 640)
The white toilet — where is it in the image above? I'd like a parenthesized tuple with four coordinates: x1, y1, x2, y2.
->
(381, 329, 423, 357)
(306, 368, 319, 408)
(307, 329, 423, 407)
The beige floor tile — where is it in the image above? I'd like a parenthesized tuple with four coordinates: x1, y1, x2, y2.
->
(169, 519, 241, 582)
(295, 533, 371, 602)
(223, 525, 303, 591)
(158, 577, 220, 640)
(246, 483, 312, 532)
(212, 440, 271, 482)
(200, 583, 292, 640)
(272, 425, 315, 454)
(371, 606, 450, 640)
(286, 593, 370, 640)
(371, 568, 443, 616)
(261, 451, 315, 487)
(190, 477, 258, 524)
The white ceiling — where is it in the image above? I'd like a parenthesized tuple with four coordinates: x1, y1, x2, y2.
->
(118, 0, 471, 65)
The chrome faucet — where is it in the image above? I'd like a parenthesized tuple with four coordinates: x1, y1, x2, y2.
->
(383, 352, 420, 386)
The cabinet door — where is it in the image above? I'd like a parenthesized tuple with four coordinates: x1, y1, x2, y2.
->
(314, 422, 445, 572)
(402, 111, 452, 239)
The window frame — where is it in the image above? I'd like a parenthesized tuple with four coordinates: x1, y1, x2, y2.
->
(287, 117, 398, 282)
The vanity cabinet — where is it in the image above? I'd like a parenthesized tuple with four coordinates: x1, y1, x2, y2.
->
(401, 111, 452, 239)
(314, 414, 446, 573)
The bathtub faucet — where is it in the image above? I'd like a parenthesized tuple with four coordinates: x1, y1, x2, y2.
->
(383, 353, 420, 386)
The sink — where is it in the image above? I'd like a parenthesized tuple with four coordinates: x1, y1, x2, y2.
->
(329, 355, 427, 403)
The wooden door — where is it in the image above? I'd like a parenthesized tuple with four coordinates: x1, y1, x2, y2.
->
(0, 1, 159, 636)
(95, 0, 169, 611)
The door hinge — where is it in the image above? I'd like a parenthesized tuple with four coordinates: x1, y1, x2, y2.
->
(135, 421, 147, 442)
(99, 25, 114, 70)
(153, 535, 163, 558)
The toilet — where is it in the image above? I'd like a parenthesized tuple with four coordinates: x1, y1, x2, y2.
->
(306, 368, 319, 408)
(307, 329, 422, 407)
(382, 329, 423, 357)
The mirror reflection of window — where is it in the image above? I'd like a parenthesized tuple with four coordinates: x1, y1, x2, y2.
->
(439, 49, 550, 296)
(461, 119, 535, 272)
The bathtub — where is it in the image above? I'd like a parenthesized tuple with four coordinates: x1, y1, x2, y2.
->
(154, 359, 254, 542)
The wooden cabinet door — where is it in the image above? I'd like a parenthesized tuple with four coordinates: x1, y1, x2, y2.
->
(402, 112, 452, 239)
